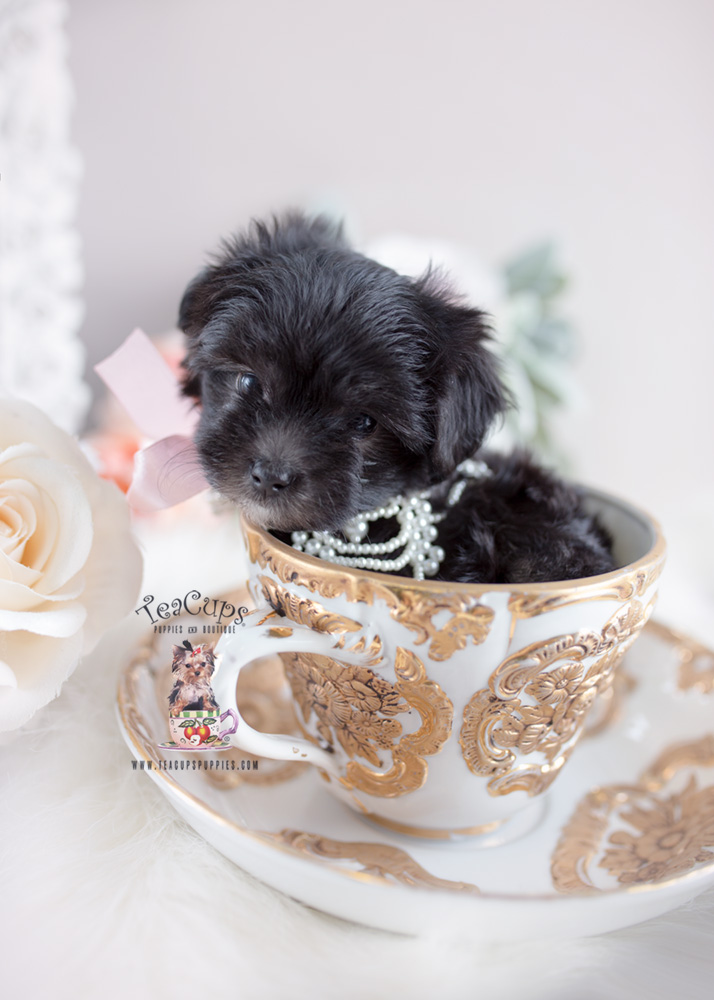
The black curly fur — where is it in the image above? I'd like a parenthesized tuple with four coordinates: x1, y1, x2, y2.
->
(178, 212, 614, 583)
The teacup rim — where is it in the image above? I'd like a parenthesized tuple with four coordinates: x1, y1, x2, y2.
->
(242, 483, 666, 596)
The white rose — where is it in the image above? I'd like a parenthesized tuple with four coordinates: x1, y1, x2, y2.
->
(0, 397, 143, 732)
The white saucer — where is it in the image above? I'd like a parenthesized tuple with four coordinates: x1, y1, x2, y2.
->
(118, 615, 714, 941)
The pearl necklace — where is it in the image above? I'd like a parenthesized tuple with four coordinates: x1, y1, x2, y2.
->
(291, 458, 492, 581)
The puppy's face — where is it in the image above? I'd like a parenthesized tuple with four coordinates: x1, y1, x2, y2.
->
(171, 645, 215, 685)
(179, 215, 507, 533)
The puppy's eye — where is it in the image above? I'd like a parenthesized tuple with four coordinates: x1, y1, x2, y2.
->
(236, 372, 260, 395)
(354, 414, 377, 437)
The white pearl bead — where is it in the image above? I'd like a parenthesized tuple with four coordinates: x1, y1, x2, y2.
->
(288, 468, 487, 579)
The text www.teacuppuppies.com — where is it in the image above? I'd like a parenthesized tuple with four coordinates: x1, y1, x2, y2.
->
(132, 759, 259, 771)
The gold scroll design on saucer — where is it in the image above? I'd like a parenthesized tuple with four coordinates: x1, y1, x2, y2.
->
(282, 647, 453, 797)
(266, 829, 480, 894)
(257, 575, 383, 665)
(646, 620, 714, 695)
(551, 735, 714, 893)
(507, 558, 664, 620)
(246, 527, 494, 662)
(459, 598, 655, 797)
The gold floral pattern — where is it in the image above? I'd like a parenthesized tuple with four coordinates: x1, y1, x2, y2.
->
(460, 599, 655, 796)
(599, 777, 714, 884)
(551, 735, 714, 892)
(283, 647, 453, 797)
(346, 648, 454, 796)
(373, 586, 494, 661)
(283, 653, 406, 768)
(265, 829, 480, 893)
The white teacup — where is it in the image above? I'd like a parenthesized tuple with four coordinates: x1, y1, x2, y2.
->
(214, 487, 664, 842)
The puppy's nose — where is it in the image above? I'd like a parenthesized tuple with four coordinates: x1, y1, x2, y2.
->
(250, 459, 295, 494)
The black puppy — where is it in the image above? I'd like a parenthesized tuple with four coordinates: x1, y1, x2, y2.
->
(179, 214, 614, 583)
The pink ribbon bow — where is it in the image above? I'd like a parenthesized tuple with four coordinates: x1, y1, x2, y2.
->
(94, 329, 209, 511)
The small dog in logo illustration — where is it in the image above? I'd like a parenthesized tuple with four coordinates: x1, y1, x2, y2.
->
(168, 640, 219, 716)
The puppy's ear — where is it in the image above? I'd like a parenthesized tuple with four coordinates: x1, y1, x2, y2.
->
(417, 278, 509, 477)
(178, 268, 213, 341)
(171, 645, 188, 671)
(178, 267, 214, 399)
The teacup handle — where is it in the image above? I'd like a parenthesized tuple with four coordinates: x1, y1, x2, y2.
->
(218, 709, 238, 739)
(213, 607, 371, 779)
